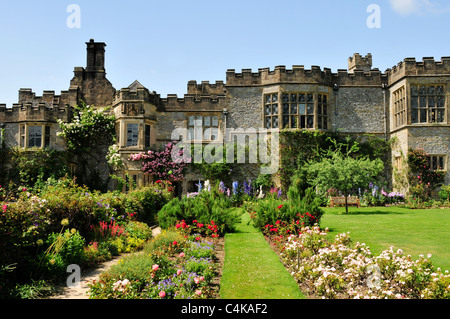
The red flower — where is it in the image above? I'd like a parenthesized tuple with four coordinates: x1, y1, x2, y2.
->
(277, 205, 283, 209)
(173, 241, 178, 246)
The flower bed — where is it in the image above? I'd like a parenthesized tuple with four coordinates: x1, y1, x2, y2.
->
(266, 225, 450, 299)
(87, 227, 224, 299)
(0, 180, 172, 298)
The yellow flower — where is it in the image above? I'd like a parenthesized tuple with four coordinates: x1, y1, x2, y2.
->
(49, 259, 56, 265)
(70, 228, 77, 234)
(36, 239, 44, 246)
(61, 218, 69, 226)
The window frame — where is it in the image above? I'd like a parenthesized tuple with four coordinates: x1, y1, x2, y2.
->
(126, 122, 139, 147)
(18, 124, 52, 149)
(427, 154, 446, 171)
(410, 84, 446, 124)
(187, 114, 220, 142)
(264, 93, 279, 129)
(145, 124, 151, 148)
(28, 125, 43, 148)
(265, 92, 329, 130)
(393, 86, 406, 128)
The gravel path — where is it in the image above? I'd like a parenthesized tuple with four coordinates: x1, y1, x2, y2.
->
(49, 227, 161, 299)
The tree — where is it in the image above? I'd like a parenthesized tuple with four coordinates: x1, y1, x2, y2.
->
(306, 138, 384, 214)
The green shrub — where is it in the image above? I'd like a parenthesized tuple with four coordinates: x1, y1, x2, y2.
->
(37, 228, 86, 278)
(438, 185, 450, 204)
(250, 186, 324, 232)
(12, 279, 56, 299)
(144, 229, 187, 255)
(157, 188, 238, 234)
(125, 221, 153, 241)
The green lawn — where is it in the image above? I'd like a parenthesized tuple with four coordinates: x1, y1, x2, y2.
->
(220, 210, 305, 299)
(320, 206, 450, 272)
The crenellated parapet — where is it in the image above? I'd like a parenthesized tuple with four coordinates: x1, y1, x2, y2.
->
(187, 80, 226, 96)
(112, 81, 161, 121)
(161, 94, 227, 112)
(113, 86, 161, 106)
(335, 68, 388, 87)
(226, 64, 388, 88)
(387, 56, 450, 85)
(0, 101, 72, 123)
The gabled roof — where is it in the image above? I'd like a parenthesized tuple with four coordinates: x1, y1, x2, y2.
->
(128, 80, 146, 92)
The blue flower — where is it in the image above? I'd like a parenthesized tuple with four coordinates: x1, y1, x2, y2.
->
(232, 181, 238, 195)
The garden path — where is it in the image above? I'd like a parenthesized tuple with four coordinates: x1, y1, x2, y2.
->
(220, 212, 305, 299)
(48, 226, 161, 299)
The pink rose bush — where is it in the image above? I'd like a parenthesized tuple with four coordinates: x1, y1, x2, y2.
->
(280, 226, 450, 299)
(129, 142, 190, 181)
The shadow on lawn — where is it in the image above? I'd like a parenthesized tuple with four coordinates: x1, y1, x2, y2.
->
(325, 207, 406, 216)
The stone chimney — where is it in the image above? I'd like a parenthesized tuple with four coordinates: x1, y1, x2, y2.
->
(68, 39, 115, 107)
(85, 39, 106, 76)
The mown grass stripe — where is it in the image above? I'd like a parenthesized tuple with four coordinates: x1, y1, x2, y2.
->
(220, 211, 305, 299)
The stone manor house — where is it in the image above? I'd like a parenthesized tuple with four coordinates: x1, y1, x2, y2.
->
(1, 39, 449, 194)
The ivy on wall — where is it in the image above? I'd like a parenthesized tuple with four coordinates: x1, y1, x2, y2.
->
(57, 102, 117, 191)
(278, 129, 391, 193)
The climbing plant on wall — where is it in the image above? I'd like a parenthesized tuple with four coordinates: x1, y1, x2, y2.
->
(57, 102, 117, 191)
(278, 130, 391, 193)
(407, 148, 445, 200)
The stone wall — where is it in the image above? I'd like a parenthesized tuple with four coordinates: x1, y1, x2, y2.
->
(226, 86, 263, 130)
(333, 87, 387, 134)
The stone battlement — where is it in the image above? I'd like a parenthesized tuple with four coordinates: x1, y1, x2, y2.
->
(348, 53, 373, 73)
(0, 101, 71, 123)
(161, 94, 226, 111)
(16, 88, 71, 107)
(387, 56, 450, 85)
(226, 64, 387, 87)
(114, 86, 161, 106)
(187, 80, 226, 96)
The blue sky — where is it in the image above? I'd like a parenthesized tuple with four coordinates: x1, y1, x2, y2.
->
(0, 0, 449, 106)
